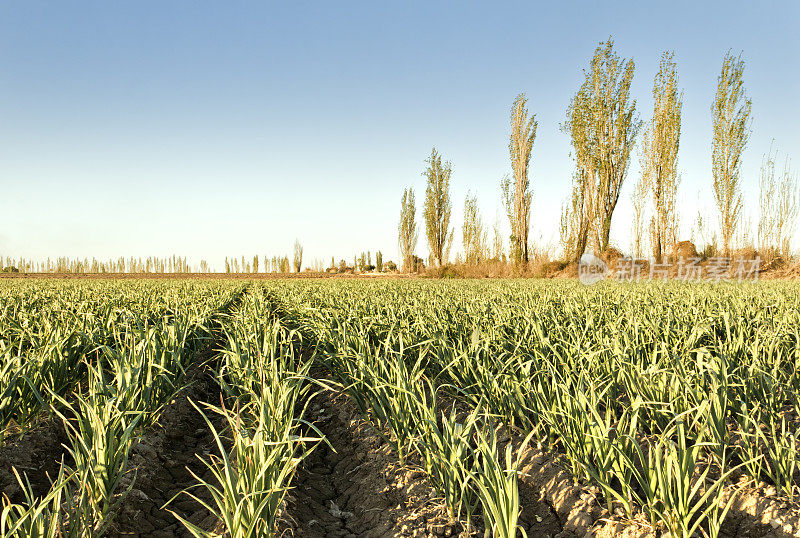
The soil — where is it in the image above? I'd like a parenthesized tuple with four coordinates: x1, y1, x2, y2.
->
(719, 479, 800, 538)
(0, 416, 70, 502)
(282, 387, 566, 538)
(113, 363, 224, 537)
(515, 442, 602, 537)
(283, 389, 461, 538)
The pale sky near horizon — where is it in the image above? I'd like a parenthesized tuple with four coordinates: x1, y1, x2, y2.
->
(1, 1, 798, 270)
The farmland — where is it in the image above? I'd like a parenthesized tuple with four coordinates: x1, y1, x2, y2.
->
(1, 279, 800, 537)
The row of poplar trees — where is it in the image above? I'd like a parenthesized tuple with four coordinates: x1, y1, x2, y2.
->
(397, 94, 538, 272)
(398, 37, 761, 269)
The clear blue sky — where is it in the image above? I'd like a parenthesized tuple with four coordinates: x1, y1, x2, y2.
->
(1, 1, 798, 269)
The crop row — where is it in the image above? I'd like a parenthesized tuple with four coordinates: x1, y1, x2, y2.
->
(264, 279, 800, 536)
(3, 279, 800, 537)
(0, 281, 245, 536)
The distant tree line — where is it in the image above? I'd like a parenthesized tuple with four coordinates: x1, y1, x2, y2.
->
(0, 255, 199, 274)
(1, 246, 399, 275)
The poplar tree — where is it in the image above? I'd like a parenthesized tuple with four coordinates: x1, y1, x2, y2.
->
(640, 51, 682, 262)
(423, 148, 453, 267)
(293, 240, 303, 273)
(462, 192, 487, 265)
(501, 93, 537, 264)
(398, 188, 418, 271)
(562, 37, 640, 256)
(712, 51, 752, 255)
(759, 146, 798, 259)
(561, 81, 596, 262)
(631, 173, 648, 258)
(492, 211, 504, 261)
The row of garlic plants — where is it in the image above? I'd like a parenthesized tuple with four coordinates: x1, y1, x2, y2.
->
(262, 283, 535, 535)
(1, 281, 245, 537)
(169, 285, 321, 538)
(265, 279, 800, 538)
(0, 282, 136, 440)
(0, 281, 237, 439)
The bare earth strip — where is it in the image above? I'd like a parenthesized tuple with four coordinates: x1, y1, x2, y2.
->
(113, 363, 223, 538)
(283, 389, 467, 538)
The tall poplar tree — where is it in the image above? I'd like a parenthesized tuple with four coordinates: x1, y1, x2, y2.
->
(423, 148, 453, 267)
(641, 51, 682, 262)
(562, 37, 641, 256)
(398, 188, 418, 271)
(500, 93, 537, 264)
(462, 192, 487, 265)
(712, 51, 751, 256)
(293, 240, 303, 273)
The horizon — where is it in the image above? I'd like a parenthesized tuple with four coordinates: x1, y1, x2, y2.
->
(2, 1, 799, 271)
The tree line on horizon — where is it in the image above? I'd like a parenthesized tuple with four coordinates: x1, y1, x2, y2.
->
(398, 38, 798, 273)
(0, 255, 198, 274)
(0, 243, 398, 275)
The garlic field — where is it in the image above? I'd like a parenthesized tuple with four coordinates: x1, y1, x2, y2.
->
(1, 279, 799, 537)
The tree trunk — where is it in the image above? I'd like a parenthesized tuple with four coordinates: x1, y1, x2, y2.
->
(600, 216, 612, 253)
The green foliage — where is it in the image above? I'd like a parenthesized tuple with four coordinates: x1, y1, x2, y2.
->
(398, 188, 418, 271)
(3, 278, 800, 537)
(563, 37, 642, 255)
(502, 93, 537, 264)
(712, 50, 752, 255)
(263, 279, 800, 536)
(423, 148, 454, 267)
